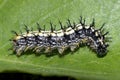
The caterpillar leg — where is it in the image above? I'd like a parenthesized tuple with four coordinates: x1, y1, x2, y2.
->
(24, 45, 35, 52)
(16, 46, 26, 56)
(70, 43, 79, 51)
(57, 46, 68, 54)
(33, 46, 43, 53)
(45, 47, 51, 53)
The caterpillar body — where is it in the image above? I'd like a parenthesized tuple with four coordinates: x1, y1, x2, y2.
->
(10, 17, 109, 57)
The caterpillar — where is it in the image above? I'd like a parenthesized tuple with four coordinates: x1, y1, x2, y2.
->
(10, 17, 109, 57)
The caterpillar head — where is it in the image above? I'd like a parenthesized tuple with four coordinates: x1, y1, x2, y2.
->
(96, 33, 109, 57)
(96, 43, 109, 57)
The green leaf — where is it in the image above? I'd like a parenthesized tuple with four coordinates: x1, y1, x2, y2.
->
(0, 0, 120, 79)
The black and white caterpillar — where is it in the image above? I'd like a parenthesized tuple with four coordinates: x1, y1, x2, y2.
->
(10, 17, 109, 57)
